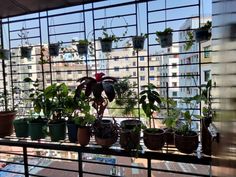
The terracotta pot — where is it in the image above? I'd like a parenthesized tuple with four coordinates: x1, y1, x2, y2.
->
(77, 126, 90, 146)
(175, 131, 199, 154)
(143, 128, 165, 150)
(95, 135, 118, 148)
(0, 111, 17, 137)
(164, 128, 175, 145)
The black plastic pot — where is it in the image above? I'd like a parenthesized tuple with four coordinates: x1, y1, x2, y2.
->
(119, 119, 142, 150)
(29, 121, 47, 140)
(0, 111, 17, 137)
(195, 29, 211, 42)
(143, 128, 165, 150)
(132, 36, 145, 50)
(100, 39, 112, 52)
(201, 116, 212, 155)
(158, 33, 173, 48)
(49, 43, 60, 57)
(48, 121, 66, 142)
(175, 131, 199, 154)
(67, 122, 78, 143)
(21, 46, 32, 59)
(13, 119, 29, 138)
(0, 49, 10, 60)
(76, 43, 88, 55)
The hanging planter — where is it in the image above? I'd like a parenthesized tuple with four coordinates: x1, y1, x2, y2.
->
(21, 46, 32, 59)
(132, 35, 146, 50)
(0, 49, 10, 60)
(156, 28, 173, 48)
(75, 40, 90, 55)
(18, 27, 33, 59)
(49, 43, 61, 57)
(195, 21, 212, 42)
(99, 38, 113, 53)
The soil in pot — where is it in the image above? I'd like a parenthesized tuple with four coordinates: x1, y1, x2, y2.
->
(77, 126, 90, 146)
(120, 119, 142, 150)
(13, 119, 29, 138)
(48, 121, 66, 142)
(49, 44, 60, 56)
(76, 44, 88, 55)
(175, 131, 199, 154)
(158, 33, 173, 48)
(132, 36, 145, 50)
(143, 128, 165, 150)
(67, 121, 78, 143)
(100, 39, 112, 52)
(0, 111, 17, 137)
(29, 119, 47, 140)
(21, 46, 32, 59)
(195, 29, 211, 42)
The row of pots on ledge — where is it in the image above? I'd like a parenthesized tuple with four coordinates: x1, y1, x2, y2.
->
(0, 74, 212, 155)
(0, 21, 212, 60)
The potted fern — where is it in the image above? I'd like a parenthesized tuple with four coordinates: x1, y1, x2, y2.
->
(156, 28, 173, 48)
(140, 84, 165, 150)
(99, 29, 119, 52)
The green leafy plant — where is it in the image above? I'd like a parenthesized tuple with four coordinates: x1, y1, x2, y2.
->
(184, 31, 194, 51)
(156, 28, 173, 37)
(200, 21, 212, 30)
(139, 83, 162, 128)
(99, 28, 119, 42)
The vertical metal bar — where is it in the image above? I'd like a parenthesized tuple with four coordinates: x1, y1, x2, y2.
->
(38, 12, 45, 90)
(82, 4, 89, 77)
(7, 18, 15, 108)
(198, 0, 202, 128)
(23, 146, 29, 177)
(46, 11, 53, 85)
(146, 2, 150, 85)
(78, 152, 83, 177)
(92, 3, 97, 73)
(147, 158, 151, 177)
(166, 82, 169, 115)
(0, 20, 7, 111)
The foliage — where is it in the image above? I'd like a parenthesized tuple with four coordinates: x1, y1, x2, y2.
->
(139, 83, 162, 128)
(99, 28, 120, 42)
(184, 31, 194, 51)
(75, 72, 117, 119)
(156, 28, 173, 37)
(200, 21, 212, 30)
(74, 114, 96, 127)
(113, 77, 138, 116)
(201, 80, 213, 118)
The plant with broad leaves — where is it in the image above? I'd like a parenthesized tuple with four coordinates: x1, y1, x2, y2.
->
(139, 83, 162, 128)
(75, 72, 117, 119)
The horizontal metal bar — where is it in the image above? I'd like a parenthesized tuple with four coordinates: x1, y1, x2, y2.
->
(148, 4, 199, 13)
(49, 30, 85, 36)
(94, 13, 136, 21)
(148, 16, 199, 25)
(10, 26, 39, 33)
(49, 21, 84, 28)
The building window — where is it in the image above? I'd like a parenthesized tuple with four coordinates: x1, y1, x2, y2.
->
(125, 57, 128, 61)
(172, 82, 177, 87)
(172, 63, 177, 68)
(126, 66, 129, 71)
(140, 56, 144, 61)
(150, 66, 154, 71)
(172, 73, 177, 77)
(186, 58, 191, 64)
(133, 71, 136, 76)
(67, 71, 72, 74)
(56, 72, 60, 75)
(114, 56, 119, 61)
(140, 76, 145, 81)
(204, 46, 210, 58)
(140, 67, 145, 71)
(132, 62, 136, 66)
(149, 76, 155, 81)
(28, 73, 32, 77)
(172, 91, 177, 97)
(78, 71, 82, 74)
(28, 66, 32, 69)
(114, 67, 119, 72)
(204, 70, 211, 82)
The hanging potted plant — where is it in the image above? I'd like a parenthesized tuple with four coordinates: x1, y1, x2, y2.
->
(75, 72, 119, 148)
(99, 28, 119, 53)
(113, 78, 141, 150)
(132, 33, 147, 50)
(18, 27, 32, 59)
(156, 28, 173, 48)
(49, 42, 62, 57)
(23, 77, 48, 140)
(0, 48, 10, 60)
(175, 95, 202, 154)
(139, 83, 165, 150)
(195, 21, 212, 42)
(72, 39, 92, 56)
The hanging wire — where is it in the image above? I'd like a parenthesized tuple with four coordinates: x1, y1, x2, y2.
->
(49, 17, 57, 42)
(165, 0, 167, 29)
(137, 3, 141, 34)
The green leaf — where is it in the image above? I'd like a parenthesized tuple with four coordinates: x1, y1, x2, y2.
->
(23, 77, 33, 82)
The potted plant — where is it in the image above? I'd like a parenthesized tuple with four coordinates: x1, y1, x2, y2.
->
(99, 29, 119, 53)
(75, 72, 119, 148)
(140, 83, 165, 150)
(201, 80, 213, 155)
(195, 21, 212, 42)
(156, 28, 173, 48)
(0, 48, 10, 60)
(113, 78, 141, 150)
(0, 92, 17, 137)
(18, 27, 32, 59)
(73, 39, 91, 56)
(13, 118, 29, 138)
(174, 95, 202, 154)
(49, 42, 62, 57)
(23, 77, 48, 140)
(132, 33, 147, 50)
(162, 99, 180, 145)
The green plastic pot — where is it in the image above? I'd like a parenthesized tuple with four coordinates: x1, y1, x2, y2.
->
(49, 121, 66, 142)
(29, 122, 46, 140)
(13, 119, 29, 137)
